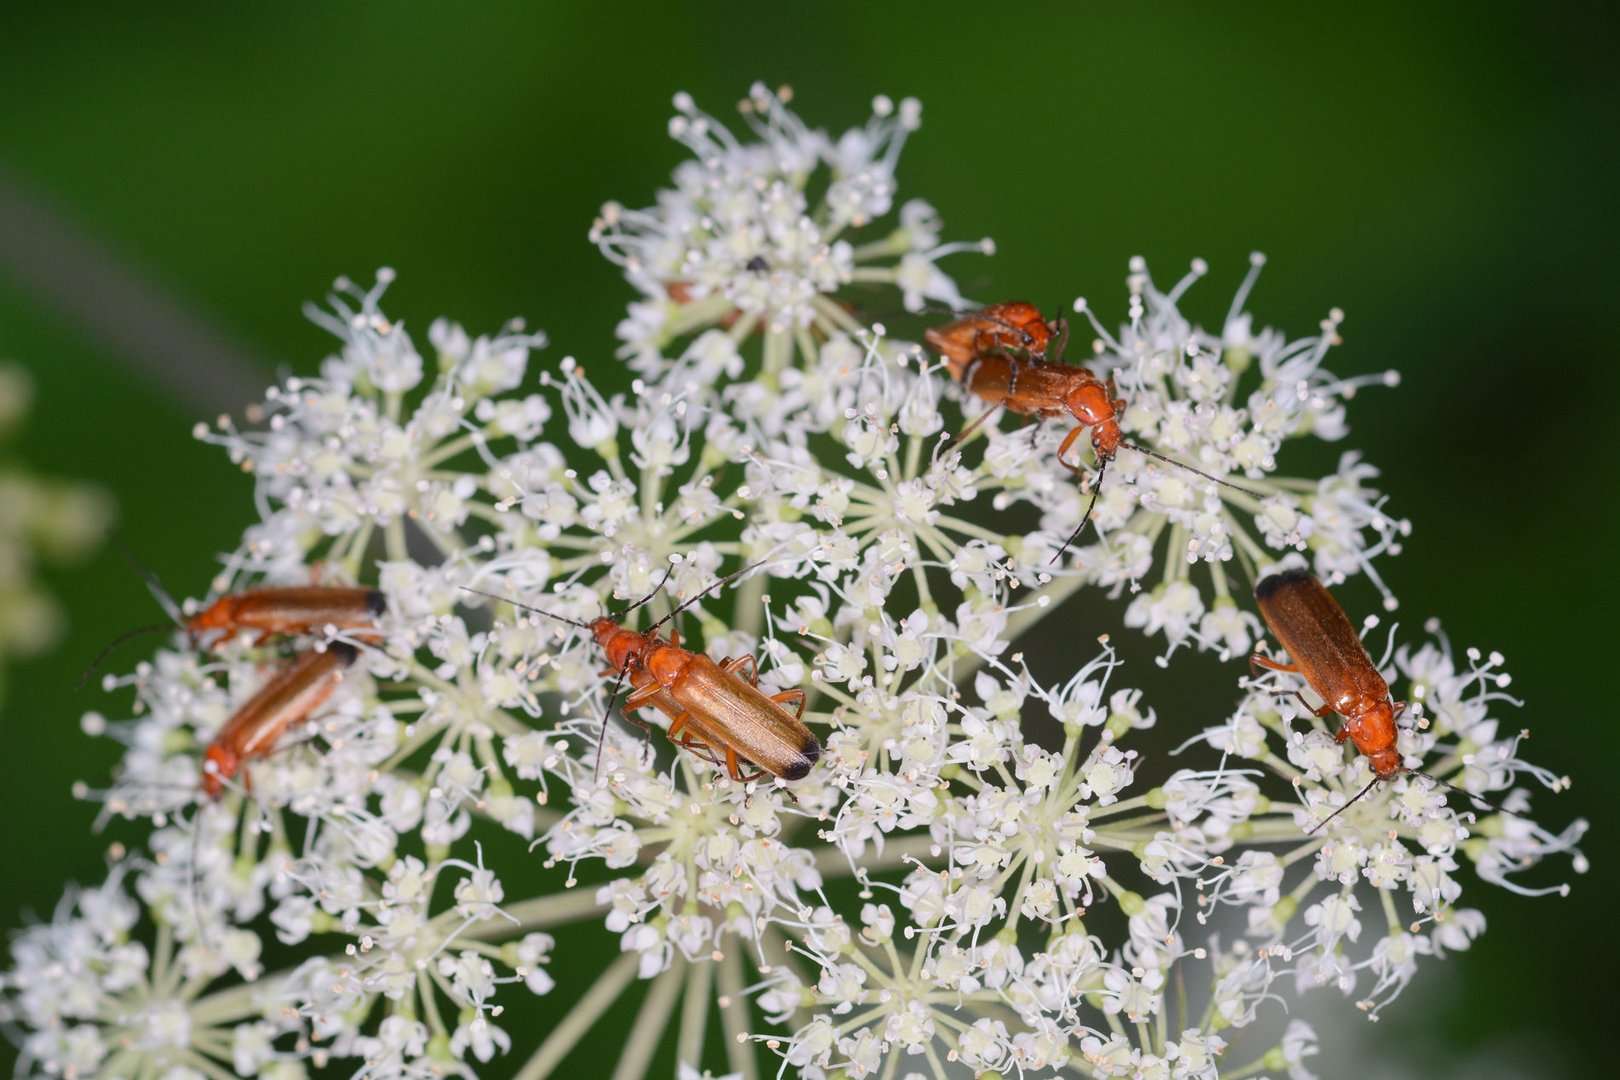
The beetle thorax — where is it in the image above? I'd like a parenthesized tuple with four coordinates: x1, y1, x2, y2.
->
(1345, 698, 1403, 780)
(1066, 382, 1122, 457)
(202, 743, 238, 799)
(642, 642, 691, 687)
(187, 597, 238, 637)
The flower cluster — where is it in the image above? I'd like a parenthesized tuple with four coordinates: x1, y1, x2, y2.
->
(1065, 256, 1410, 660)
(0, 361, 112, 704)
(0, 86, 1585, 1080)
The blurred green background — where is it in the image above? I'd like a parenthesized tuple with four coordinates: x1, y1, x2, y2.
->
(1, 3, 1614, 1076)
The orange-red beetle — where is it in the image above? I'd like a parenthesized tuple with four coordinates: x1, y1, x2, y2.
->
(593, 618, 816, 784)
(83, 584, 385, 689)
(186, 586, 386, 649)
(1251, 570, 1404, 780)
(201, 642, 359, 798)
(924, 300, 1067, 378)
(1251, 570, 1526, 833)
(467, 566, 819, 785)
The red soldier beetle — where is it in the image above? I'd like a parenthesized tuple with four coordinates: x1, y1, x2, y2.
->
(183, 586, 386, 649)
(74, 642, 367, 947)
(82, 563, 385, 687)
(1250, 570, 1509, 833)
(925, 301, 1259, 564)
(201, 641, 360, 798)
(166, 642, 360, 944)
(924, 300, 1069, 379)
(464, 562, 820, 788)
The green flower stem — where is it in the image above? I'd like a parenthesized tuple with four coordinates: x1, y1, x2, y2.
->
(513, 951, 642, 1080)
(717, 947, 760, 1080)
(613, 956, 686, 1080)
(676, 952, 714, 1072)
(480, 887, 611, 936)
(809, 830, 938, 879)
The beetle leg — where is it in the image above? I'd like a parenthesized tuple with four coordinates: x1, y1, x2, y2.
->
(974, 322, 1032, 359)
(953, 397, 1006, 447)
(622, 681, 663, 708)
(770, 689, 808, 721)
(682, 743, 728, 770)
(723, 747, 768, 786)
(1054, 425, 1090, 478)
(1249, 654, 1334, 720)
(1249, 650, 1300, 678)
(1048, 315, 1070, 363)
(1244, 654, 1321, 722)
(1104, 375, 1126, 415)
(1303, 695, 1336, 718)
(1265, 683, 1334, 718)
(666, 627, 681, 650)
(615, 699, 655, 731)
(720, 654, 760, 686)
(673, 724, 726, 769)
(1392, 700, 1408, 722)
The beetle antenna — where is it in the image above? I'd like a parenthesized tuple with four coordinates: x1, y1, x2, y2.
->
(110, 536, 185, 625)
(1120, 442, 1263, 501)
(594, 659, 636, 783)
(1047, 309, 1069, 362)
(1410, 768, 1520, 821)
(190, 806, 211, 950)
(458, 586, 593, 630)
(1306, 773, 1382, 835)
(81, 537, 191, 686)
(1050, 455, 1108, 565)
(464, 557, 772, 635)
(645, 558, 771, 635)
(77, 623, 175, 691)
(615, 563, 678, 620)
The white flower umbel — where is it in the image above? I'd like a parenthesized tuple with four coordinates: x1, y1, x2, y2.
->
(1, 88, 1587, 1079)
(0, 869, 282, 1079)
(591, 83, 989, 378)
(1188, 618, 1585, 1019)
(754, 642, 1309, 1077)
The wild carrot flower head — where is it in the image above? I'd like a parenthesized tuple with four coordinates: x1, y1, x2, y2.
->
(0, 88, 1585, 1080)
